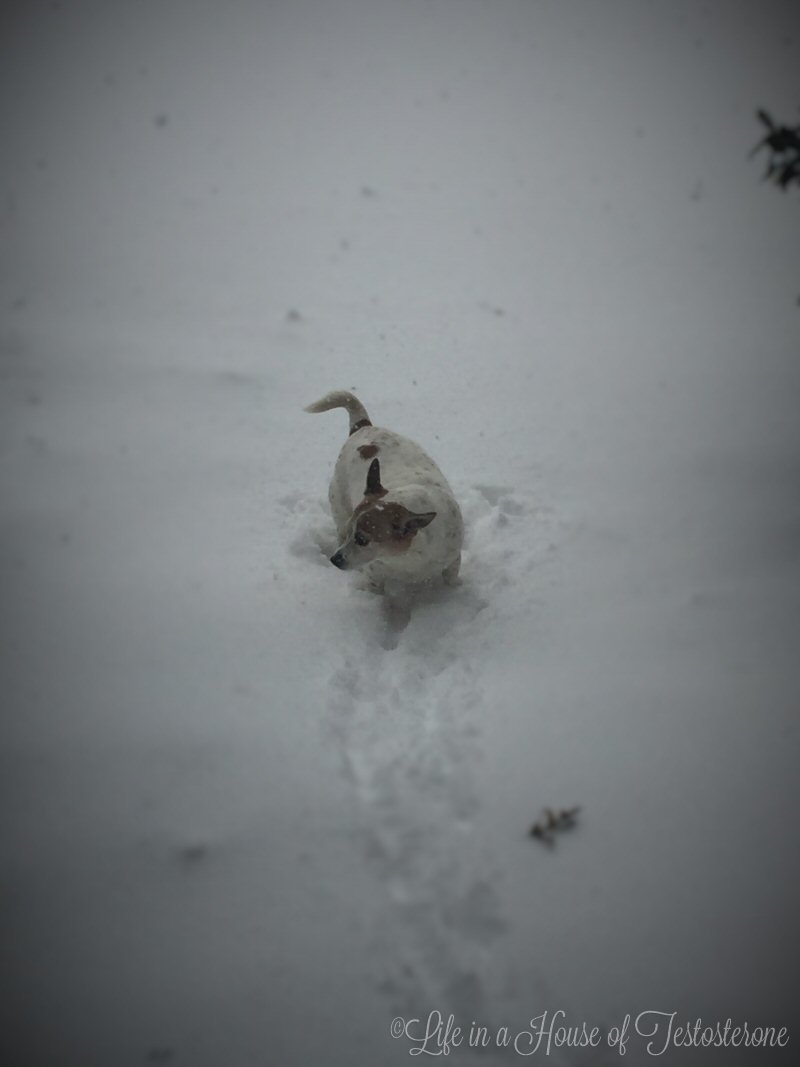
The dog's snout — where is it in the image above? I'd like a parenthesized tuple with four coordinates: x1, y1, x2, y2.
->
(330, 551, 347, 569)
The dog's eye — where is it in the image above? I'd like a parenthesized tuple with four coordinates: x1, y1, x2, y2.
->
(354, 531, 370, 547)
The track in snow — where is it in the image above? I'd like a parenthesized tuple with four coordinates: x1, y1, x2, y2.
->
(283, 481, 570, 1049)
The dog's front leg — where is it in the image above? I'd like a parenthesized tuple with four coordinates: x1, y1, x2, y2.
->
(442, 555, 461, 585)
(356, 562, 385, 595)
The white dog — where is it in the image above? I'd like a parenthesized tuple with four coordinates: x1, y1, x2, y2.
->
(305, 391, 463, 591)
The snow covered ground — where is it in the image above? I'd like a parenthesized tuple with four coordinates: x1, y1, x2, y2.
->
(2, 1, 799, 1064)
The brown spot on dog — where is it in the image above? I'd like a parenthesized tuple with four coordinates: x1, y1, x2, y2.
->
(358, 443, 379, 460)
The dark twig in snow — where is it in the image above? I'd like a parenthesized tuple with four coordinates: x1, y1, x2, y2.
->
(529, 806, 581, 846)
(750, 108, 800, 191)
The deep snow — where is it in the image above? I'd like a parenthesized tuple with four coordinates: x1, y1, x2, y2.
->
(1, 1, 799, 1065)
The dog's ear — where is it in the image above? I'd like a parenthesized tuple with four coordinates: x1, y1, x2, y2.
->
(404, 511, 436, 533)
(365, 458, 385, 497)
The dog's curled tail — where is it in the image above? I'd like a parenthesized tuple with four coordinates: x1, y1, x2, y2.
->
(304, 390, 372, 435)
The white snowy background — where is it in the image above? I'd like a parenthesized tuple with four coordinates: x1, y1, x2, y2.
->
(1, 1, 798, 1064)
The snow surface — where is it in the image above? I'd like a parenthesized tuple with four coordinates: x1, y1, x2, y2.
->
(1, 1, 799, 1065)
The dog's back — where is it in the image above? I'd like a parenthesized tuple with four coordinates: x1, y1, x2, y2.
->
(338, 426, 455, 513)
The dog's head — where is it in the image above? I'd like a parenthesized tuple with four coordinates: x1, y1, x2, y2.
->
(330, 458, 436, 570)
